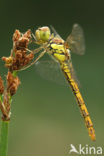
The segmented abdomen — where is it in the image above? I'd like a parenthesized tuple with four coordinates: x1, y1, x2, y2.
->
(60, 62, 96, 141)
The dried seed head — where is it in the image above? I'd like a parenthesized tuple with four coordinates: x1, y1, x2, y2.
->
(23, 29, 31, 39)
(15, 51, 23, 59)
(24, 53, 34, 63)
(2, 91, 11, 121)
(14, 38, 29, 51)
(7, 72, 20, 96)
(13, 29, 31, 52)
(2, 56, 13, 64)
(0, 76, 4, 94)
(2, 56, 13, 69)
(2, 29, 34, 71)
(13, 30, 21, 42)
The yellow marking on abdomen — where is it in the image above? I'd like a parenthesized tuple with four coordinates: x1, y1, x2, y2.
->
(60, 62, 96, 141)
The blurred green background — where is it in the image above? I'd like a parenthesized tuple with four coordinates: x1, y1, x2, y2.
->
(0, 0, 104, 156)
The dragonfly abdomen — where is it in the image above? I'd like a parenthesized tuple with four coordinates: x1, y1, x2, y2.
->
(60, 62, 96, 141)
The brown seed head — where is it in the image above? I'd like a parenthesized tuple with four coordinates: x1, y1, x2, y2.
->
(13, 30, 21, 42)
(7, 72, 20, 96)
(13, 29, 31, 52)
(0, 76, 4, 94)
(2, 56, 13, 64)
(23, 29, 31, 39)
(2, 56, 13, 69)
(2, 29, 34, 71)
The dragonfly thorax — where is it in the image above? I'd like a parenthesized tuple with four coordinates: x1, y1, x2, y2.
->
(47, 38, 70, 63)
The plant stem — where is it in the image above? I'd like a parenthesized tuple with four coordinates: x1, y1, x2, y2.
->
(0, 120, 9, 156)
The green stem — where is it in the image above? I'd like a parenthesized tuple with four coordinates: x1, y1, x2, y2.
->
(0, 120, 9, 156)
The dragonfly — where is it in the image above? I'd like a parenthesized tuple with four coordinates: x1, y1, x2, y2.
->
(23, 24, 96, 141)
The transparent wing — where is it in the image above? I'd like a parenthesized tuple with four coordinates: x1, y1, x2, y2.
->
(68, 61, 80, 87)
(35, 59, 80, 87)
(34, 59, 68, 86)
(50, 25, 62, 39)
(66, 24, 85, 55)
(34, 52, 80, 87)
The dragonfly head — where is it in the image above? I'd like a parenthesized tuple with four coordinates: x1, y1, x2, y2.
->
(35, 26, 51, 44)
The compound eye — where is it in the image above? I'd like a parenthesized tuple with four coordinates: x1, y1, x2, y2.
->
(35, 26, 51, 43)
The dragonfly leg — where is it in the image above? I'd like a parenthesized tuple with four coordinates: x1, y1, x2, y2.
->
(31, 33, 36, 41)
(25, 46, 43, 54)
(18, 50, 46, 71)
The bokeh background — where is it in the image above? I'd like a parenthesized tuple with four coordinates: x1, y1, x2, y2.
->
(0, 0, 104, 156)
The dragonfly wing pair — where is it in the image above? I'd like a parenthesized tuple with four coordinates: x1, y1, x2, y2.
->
(35, 24, 85, 86)
(66, 23, 85, 55)
(51, 24, 85, 55)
